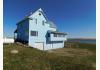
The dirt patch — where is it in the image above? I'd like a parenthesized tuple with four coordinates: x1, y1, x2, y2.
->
(10, 49, 18, 54)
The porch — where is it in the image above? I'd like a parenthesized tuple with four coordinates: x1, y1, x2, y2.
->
(47, 31, 67, 41)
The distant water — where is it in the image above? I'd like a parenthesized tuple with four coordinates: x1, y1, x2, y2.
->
(67, 39, 96, 44)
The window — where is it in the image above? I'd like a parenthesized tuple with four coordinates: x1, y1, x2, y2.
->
(60, 35, 65, 37)
(31, 31, 38, 36)
(63, 35, 65, 37)
(58, 34, 60, 37)
(42, 21, 45, 26)
(35, 19, 37, 24)
(54, 34, 65, 37)
(54, 34, 57, 37)
(39, 13, 41, 15)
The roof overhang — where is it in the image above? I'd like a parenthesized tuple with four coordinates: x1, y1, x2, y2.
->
(14, 29, 17, 33)
(16, 8, 48, 25)
(16, 17, 30, 25)
(48, 31, 67, 35)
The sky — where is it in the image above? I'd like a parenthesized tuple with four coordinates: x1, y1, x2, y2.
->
(4, 0, 96, 38)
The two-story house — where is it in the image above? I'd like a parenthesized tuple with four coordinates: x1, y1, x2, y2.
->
(14, 8, 67, 50)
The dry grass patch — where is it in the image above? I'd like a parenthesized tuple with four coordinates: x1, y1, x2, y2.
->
(48, 48, 93, 57)
(4, 43, 96, 70)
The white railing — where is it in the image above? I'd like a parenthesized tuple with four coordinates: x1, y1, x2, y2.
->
(49, 34, 67, 41)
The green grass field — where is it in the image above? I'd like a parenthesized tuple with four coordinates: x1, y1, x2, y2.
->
(3, 42, 96, 70)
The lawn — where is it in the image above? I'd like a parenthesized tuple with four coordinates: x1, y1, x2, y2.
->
(3, 42, 96, 70)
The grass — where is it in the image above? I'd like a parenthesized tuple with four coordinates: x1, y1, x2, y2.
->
(65, 42, 96, 65)
(65, 42, 96, 51)
(4, 42, 96, 70)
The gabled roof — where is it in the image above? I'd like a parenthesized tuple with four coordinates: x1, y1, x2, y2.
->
(16, 17, 30, 25)
(16, 8, 48, 25)
(16, 8, 57, 28)
(37, 8, 48, 21)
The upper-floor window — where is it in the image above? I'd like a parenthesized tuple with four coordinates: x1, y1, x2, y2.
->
(31, 31, 38, 36)
(39, 13, 41, 16)
(35, 19, 37, 24)
(42, 21, 45, 26)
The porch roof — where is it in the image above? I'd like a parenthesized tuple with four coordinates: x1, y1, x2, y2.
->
(48, 31, 67, 35)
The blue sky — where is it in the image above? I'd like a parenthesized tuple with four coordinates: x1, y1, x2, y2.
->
(4, 0, 96, 38)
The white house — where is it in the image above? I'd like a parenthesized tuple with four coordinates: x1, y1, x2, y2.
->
(14, 8, 67, 50)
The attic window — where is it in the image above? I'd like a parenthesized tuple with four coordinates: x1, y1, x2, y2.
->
(39, 13, 41, 15)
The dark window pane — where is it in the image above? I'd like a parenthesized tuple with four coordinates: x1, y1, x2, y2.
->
(63, 35, 65, 37)
(31, 31, 38, 36)
(35, 19, 37, 24)
(54, 34, 57, 37)
(39, 13, 41, 15)
(42, 21, 45, 26)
